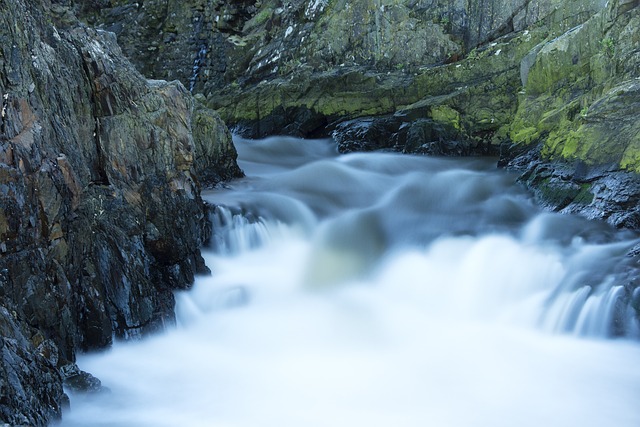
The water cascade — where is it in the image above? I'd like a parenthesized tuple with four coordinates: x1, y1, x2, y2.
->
(189, 45, 207, 93)
(58, 136, 640, 427)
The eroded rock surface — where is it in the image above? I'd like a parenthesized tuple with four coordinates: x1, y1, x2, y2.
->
(0, 1, 241, 424)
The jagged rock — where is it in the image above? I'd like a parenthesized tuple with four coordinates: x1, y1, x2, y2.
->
(72, 1, 639, 230)
(505, 144, 640, 229)
(0, 307, 65, 426)
(510, 0, 640, 171)
(332, 114, 496, 155)
(192, 100, 244, 185)
(0, 0, 241, 424)
(60, 363, 109, 394)
(71, 0, 606, 92)
(502, 0, 640, 227)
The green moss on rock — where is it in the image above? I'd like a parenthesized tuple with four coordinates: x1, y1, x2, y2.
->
(511, 1, 640, 172)
(431, 105, 461, 131)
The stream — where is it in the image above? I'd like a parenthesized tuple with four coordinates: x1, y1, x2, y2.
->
(59, 136, 640, 427)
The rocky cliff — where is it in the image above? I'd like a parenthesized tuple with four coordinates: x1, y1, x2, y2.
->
(0, 0, 241, 425)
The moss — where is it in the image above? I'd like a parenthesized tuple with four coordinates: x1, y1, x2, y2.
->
(542, 128, 580, 159)
(493, 124, 511, 142)
(511, 126, 540, 145)
(599, 37, 615, 58)
(574, 183, 595, 205)
(620, 138, 640, 173)
(430, 105, 461, 130)
(537, 177, 593, 208)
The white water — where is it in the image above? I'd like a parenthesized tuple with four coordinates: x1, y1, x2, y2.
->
(59, 136, 640, 427)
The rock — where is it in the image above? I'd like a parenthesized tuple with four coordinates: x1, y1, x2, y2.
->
(332, 114, 496, 156)
(192, 102, 244, 186)
(0, 307, 65, 426)
(0, 0, 241, 424)
(70, 1, 640, 231)
(72, 1, 635, 165)
(503, 0, 640, 227)
(71, 0, 607, 94)
(60, 364, 109, 394)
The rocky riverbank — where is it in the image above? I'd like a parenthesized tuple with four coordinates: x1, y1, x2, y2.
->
(0, 1, 241, 424)
(74, 0, 639, 228)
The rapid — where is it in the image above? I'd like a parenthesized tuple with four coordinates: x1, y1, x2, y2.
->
(58, 136, 640, 427)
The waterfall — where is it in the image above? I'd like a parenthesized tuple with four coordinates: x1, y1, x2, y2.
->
(58, 136, 640, 427)
(208, 205, 280, 254)
(189, 45, 207, 92)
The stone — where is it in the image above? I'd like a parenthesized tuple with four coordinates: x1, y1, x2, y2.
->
(0, 1, 241, 424)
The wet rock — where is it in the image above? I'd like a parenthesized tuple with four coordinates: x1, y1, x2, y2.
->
(332, 114, 498, 156)
(505, 144, 640, 230)
(501, 1, 640, 229)
(71, 1, 639, 234)
(60, 364, 109, 394)
(0, 307, 65, 426)
(192, 101, 244, 186)
(0, 0, 241, 424)
(509, 1, 640, 172)
(332, 117, 404, 153)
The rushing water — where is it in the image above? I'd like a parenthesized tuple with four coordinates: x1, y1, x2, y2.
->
(59, 136, 640, 427)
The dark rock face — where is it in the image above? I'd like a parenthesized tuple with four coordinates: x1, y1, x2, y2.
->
(0, 0, 242, 424)
(72, 0, 241, 93)
(503, 144, 640, 230)
(332, 115, 497, 156)
(1, 307, 65, 426)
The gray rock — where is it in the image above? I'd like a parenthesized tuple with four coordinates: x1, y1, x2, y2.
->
(0, 0, 241, 424)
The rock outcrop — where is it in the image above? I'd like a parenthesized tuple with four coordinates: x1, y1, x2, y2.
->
(0, 0, 241, 424)
(505, 0, 640, 227)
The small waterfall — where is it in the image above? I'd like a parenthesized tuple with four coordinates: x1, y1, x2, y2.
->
(189, 45, 207, 92)
(540, 282, 639, 338)
(209, 205, 285, 254)
(573, 285, 628, 337)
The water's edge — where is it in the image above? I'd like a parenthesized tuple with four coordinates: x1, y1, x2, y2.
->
(58, 136, 640, 427)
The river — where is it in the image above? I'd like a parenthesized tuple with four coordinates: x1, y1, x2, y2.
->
(58, 136, 640, 427)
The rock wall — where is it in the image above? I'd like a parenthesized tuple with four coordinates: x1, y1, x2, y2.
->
(66, 1, 639, 227)
(0, 0, 241, 424)
(200, 0, 638, 228)
(505, 0, 640, 227)
(64, 0, 639, 235)
(71, 0, 607, 89)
